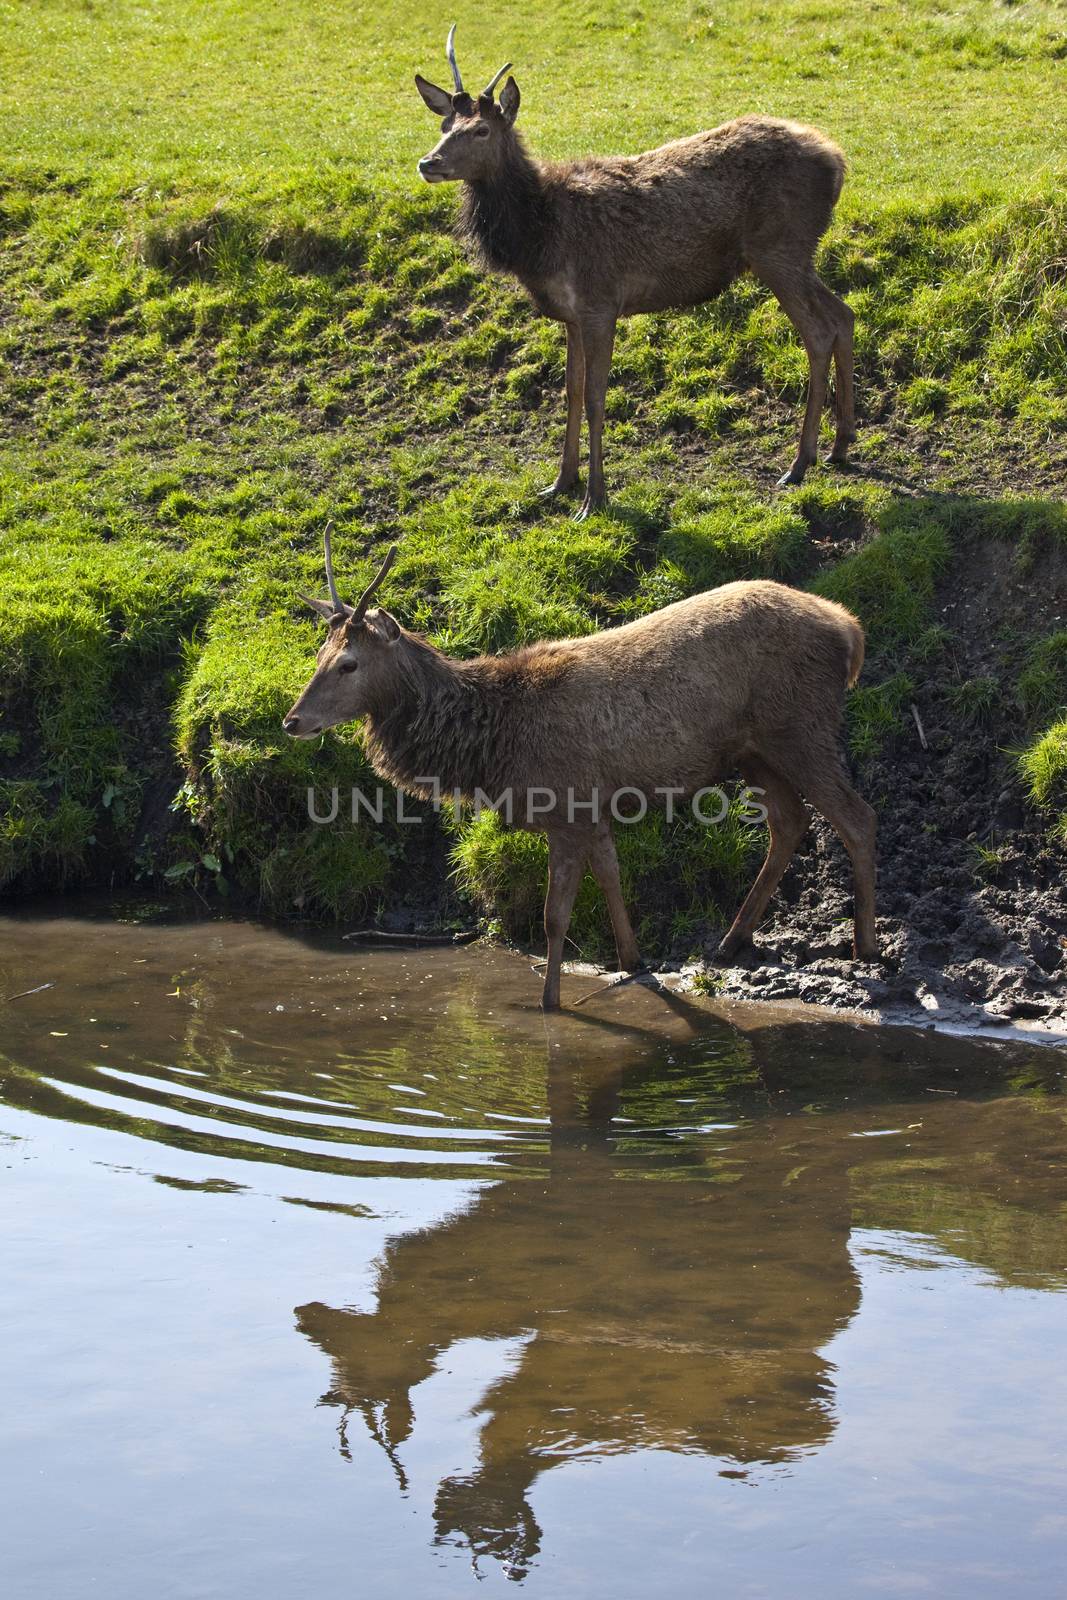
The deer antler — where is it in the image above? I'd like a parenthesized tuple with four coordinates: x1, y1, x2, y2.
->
(445, 23, 464, 93)
(323, 522, 346, 616)
(350, 544, 399, 625)
(482, 61, 512, 99)
(322, 529, 399, 624)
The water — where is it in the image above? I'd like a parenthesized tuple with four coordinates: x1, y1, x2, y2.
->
(1, 909, 1065, 1599)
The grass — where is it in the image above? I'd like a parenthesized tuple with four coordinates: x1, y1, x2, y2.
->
(1, 0, 1065, 947)
(2, 1, 1066, 200)
(1016, 632, 1067, 845)
(1019, 724, 1067, 844)
(1019, 631, 1067, 722)
(948, 675, 1001, 724)
(0, 535, 214, 887)
(812, 517, 951, 648)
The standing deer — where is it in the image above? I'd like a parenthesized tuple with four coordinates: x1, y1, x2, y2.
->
(283, 535, 878, 1010)
(414, 27, 856, 518)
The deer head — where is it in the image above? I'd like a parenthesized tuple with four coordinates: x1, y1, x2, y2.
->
(282, 532, 401, 739)
(415, 24, 520, 184)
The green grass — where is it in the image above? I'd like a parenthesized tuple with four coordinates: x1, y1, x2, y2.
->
(948, 675, 1001, 724)
(1, 0, 1066, 948)
(2, 1, 1066, 201)
(0, 535, 214, 887)
(812, 518, 951, 648)
(1018, 723, 1067, 844)
(1016, 632, 1067, 845)
(1019, 630, 1067, 722)
(845, 674, 916, 763)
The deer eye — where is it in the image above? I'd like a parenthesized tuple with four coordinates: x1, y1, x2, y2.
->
(473, 123, 491, 139)
(338, 660, 358, 675)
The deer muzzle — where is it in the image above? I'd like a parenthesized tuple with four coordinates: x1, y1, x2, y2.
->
(282, 712, 320, 739)
(417, 154, 448, 183)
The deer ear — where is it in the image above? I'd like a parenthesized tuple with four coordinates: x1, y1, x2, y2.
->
(299, 592, 340, 622)
(499, 76, 520, 125)
(366, 607, 401, 644)
(415, 74, 453, 116)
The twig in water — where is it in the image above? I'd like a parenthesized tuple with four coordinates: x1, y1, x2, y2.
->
(572, 971, 646, 1007)
(1, 981, 55, 1004)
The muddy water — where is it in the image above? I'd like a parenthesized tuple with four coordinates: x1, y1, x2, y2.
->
(1, 910, 1066, 1599)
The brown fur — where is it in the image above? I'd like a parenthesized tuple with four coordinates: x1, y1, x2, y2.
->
(285, 571, 878, 1009)
(416, 65, 856, 514)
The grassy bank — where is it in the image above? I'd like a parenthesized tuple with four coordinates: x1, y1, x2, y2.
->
(1, 1, 1065, 953)
(3, 0, 1066, 197)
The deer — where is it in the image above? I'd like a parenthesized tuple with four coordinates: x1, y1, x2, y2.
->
(283, 534, 878, 1010)
(414, 27, 856, 518)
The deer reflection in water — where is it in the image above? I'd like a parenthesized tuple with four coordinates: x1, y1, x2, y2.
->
(296, 995, 863, 1578)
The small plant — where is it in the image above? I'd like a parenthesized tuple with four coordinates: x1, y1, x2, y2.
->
(1017, 719, 1067, 828)
(1018, 631, 1067, 723)
(163, 851, 227, 890)
(912, 623, 953, 662)
(846, 674, 914, 760)
(948, 675, 1000, 723)
(901, 377, 950, 418)
(971, 837, 1007, 878)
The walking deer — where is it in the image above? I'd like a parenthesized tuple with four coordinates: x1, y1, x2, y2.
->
(283, 536, 878, 1010)
(414, 27, 856, 518)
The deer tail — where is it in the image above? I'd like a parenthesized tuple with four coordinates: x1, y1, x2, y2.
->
(843, 615, 865, 688)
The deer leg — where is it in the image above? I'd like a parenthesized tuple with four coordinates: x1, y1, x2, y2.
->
(541, 322, 584, 499)
(541, 830, 588, 1010)
(587, 821, 641, 973)
(828, 293, 856, 465)
(717, 760, 809, 960)
(758, 265, 836, 487)
(574, 317, 616, 521)
(781, 328, 831, 488)
(798, 767, 879, 960)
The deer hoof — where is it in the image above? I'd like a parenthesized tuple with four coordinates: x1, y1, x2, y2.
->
(716, 930, 754, 964)
(776, 464, 808, 489)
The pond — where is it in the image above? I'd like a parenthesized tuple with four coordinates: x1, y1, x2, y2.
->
(1, 909, 1065, 1598)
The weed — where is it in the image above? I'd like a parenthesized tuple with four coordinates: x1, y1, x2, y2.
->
(949, 676, 1001, 724)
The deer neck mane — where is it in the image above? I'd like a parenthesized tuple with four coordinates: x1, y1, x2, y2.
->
(362, 635, 553, 801)
(459, 138, 553, 280)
